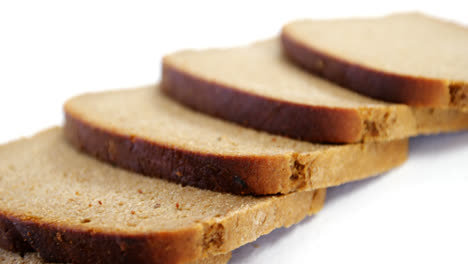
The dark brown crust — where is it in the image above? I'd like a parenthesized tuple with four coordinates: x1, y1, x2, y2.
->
(64, 112, 294, 195)
(0, 215, 32, 253)
(281, 31, 451, 107)
(161, 62, 363, 143)
(0, 212, 200, 264)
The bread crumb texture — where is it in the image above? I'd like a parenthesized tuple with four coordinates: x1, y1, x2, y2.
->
(64, 86, 409, 194)
(282, 13, 468, 108)
(0, 128, 324, 263)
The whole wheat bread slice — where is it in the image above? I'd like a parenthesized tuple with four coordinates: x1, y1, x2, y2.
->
(64, 86, 408, 195)
(162, 38, 468, 144)
(281, 12, 468, 108)
(0, 128, 321, 264)
(0, 248, 231, 264)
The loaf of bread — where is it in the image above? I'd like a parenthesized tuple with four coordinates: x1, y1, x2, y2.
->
(162, 38, 468, 144)
(64, 86, 408, 195)
(0, 128, 323, 264)
(282, 12, 468, 108)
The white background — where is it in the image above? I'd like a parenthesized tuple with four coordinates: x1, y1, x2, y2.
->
(1, 1, 467, 263)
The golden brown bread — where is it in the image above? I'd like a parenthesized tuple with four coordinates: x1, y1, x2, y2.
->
(162, 38, 468, 144)
(64, 86, 408, 195)
(0, 128, 324, 263)
(281, 12, 468, 108)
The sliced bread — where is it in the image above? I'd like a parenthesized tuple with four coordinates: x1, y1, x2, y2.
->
(0, 128, 322, 264)
(64, 86, 408, 195)
(162, 38, 468, 143)
(281, 12, 468, 108)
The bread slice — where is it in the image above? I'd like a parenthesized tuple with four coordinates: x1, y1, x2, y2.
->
(0, 249, 231, 264)
(0, 128, 322, 264)
(64, 86, 408, 195)
(162, 38, 468, 144)
(281, 12, 468, 108)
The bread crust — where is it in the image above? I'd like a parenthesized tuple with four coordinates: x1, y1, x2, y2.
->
(1, 128, 327, 264)
(161, 61, 363, 143)
(65, 112, 294, 195)
(0, 186, 325, 263)
(161, 50, 468, 144)
(280, 30, 462, 107)
(0, 213, 200, 264)
(64, 109, 408, 195)
(0, 214, 232, 264)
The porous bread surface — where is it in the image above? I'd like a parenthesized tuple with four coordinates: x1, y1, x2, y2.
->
(283, 13, 468, 81)
(164, 39, 387, 108)
(282, 12, 468, 107)
(0, 248, 231, 264)
(1, 130, 260, 232)
(190, 254, 232, 264)
(162, 39, 468, 143)
(66, 86, 328, 156)
(0, 128, 323, 263)
(412, 107, 468, 134)
(64, 86, 409, 195)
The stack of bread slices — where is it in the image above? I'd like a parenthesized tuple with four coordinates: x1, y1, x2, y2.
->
(1, 12, 468, 264)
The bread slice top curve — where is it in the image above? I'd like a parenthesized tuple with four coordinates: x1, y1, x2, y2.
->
(165, 39, 387, 108)
(162, 38, 468, 143)
(64, 86, 408, 195)
(0, 128, 320, 264)
(162, 38, 414, 143)
(282, 12, 468, 108)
